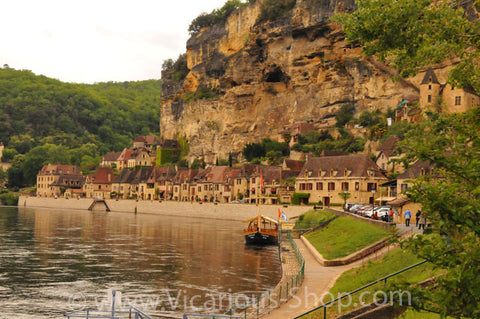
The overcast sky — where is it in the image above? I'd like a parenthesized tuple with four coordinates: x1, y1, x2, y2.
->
(0, 0, 228, 83)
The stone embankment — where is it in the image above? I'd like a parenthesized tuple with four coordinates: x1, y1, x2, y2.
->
(19, 196, 308, 221)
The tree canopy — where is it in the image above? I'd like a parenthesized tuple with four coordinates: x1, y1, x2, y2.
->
(398, 108, 480, 317)
(0, 67, 161, 187)
(333, 0, 480, 92)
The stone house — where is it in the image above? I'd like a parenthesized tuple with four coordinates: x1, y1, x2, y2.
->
(116, 148, 133, 171)
(194, 166, 229, 203)
(36, 164, 84, 197)
(133, 135, 160, 152)
(420, 68, 480, 113)
(131, 167, 154, 200)
(295, 155, 387, 206)
(249, 166, 285, 205)
(84, 167, 115, 199)
(111, 169, 137, 199)
(375, 135, 404, 175)
(144, 166, 177, 200)
(387, 160, 436, 223)
(100, 151, 121, 168)
(173, 169, 198, 201)
(127, 148, 153, 168)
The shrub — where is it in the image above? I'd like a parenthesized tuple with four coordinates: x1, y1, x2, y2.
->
(292, 192, 310, 205)
(0, 192, 19, 206)
(259, 0, 297, 22)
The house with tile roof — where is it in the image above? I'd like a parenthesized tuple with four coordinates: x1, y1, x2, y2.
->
(420, 68, 480, 113)
(143, 166, 177, 200)
(100, 151, 121, 168)
(386, 160, 438, 223)
(127, 148, 153, 168)
(36, 164, 84, 198)
(375, 135, 404, 175)
(111, 169, 137, 199)
(295, 155, 387, 206)
(84, 167, 115, 199)
(133, 135, 160, 151)
(130, 167, 154, 200)
(173, 168, 199, 201)
(116, 148, 133, 171)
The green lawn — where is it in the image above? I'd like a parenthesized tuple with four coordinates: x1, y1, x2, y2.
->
(304, 247, 437, 319)
(304, 217, 392, 259)
(294, 209, 337, 229)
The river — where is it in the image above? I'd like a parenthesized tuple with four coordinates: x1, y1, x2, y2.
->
(0, 206, 281, 318)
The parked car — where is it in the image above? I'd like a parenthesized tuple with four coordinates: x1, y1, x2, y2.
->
(345, 203, 360, 211)
(350, 204, 369, 214)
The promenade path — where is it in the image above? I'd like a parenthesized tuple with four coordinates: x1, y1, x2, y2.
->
(263, 223, 421, 319)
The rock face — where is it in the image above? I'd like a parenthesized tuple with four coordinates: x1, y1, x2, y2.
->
(160, 0, 419, 163)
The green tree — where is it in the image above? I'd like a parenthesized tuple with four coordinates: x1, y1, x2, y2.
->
(398, 107, 480, 317)
(333, 0, 480, 91)
(335, 103, 355, 128)
(1, 148, 17, 162)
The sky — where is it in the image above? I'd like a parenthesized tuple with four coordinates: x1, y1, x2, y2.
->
(0, 0, 228, 83)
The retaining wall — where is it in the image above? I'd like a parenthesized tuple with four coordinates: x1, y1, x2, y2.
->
(19, 196, 310, 221)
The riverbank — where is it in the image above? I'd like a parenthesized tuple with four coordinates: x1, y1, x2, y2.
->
(18, 196, 309, 221)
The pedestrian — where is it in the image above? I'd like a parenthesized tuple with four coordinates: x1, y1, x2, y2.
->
(404, 209, 412, 227)
(415, 210, 422, 227)
(419, 212, 427, 230)
(389, 210, 393, 223)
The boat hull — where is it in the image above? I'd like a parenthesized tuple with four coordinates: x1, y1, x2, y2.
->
(244, 232, 278, 245)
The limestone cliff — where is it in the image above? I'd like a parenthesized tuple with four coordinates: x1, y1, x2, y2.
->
(161, 0, 420, 163)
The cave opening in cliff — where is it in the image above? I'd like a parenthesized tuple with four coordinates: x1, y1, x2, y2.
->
(265, 66, 288, 83)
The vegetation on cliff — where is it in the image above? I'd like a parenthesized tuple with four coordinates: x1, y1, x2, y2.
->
(0, 67, 160, 188)
(333, 0, 480, 93)
(188, 0, 255, 35)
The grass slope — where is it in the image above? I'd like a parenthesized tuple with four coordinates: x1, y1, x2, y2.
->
(305, 217, 392, 259)
(294, 210, 336, 229)
(305, 248, 436, 318)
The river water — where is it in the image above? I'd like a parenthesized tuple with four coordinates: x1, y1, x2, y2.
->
(0, 206, 281, 318)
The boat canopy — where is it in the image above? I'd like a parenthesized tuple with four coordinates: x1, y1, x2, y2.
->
(244, 215, 278, 224)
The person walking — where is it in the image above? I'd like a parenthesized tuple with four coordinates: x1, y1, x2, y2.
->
(404, 209, 412, 227)
(415, 210, 422, 227)
(419, 212, 427, 230)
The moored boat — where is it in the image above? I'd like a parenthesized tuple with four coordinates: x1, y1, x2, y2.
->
(244, 213, 278, 245)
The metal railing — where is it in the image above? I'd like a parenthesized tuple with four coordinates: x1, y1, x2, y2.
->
(225, 232, 305, 318)
(183, 314, 242, 319)
(64, 291, 151, 319)
(293, 259, 428, 319)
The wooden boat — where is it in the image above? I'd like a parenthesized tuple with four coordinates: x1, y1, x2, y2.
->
(244, 212, 279, 245)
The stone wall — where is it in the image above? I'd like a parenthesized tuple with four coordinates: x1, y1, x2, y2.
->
(20, 196, 310, 221)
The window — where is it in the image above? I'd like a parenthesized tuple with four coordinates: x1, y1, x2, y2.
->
(428, 84, 431, 90)
(198, 186, 201, 192)
(455, 96, 461, 105)
(328, 182, 335, 191)
(427, 95, 432, 103)
(341, 182, 349, 191)
(236, 179, 242, 185)
(306, 183, 313, 191)
(299, 183, 306, 191)
(204, 185, 208, 191)
(316, 182, 323, 190)
(215, 184, 219, 191)
(367, 183, 377, 192)
(252, 178, 256, 184)
(401, 183, 408, 192)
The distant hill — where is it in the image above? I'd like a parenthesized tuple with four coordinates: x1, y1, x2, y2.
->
(0, 67, 161, 153)
(0, 67, 161, 188)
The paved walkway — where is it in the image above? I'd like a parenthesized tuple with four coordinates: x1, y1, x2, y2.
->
(263, 225, 410, 319)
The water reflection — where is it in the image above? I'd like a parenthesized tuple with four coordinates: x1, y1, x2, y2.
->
(0, 207, 281, 318)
